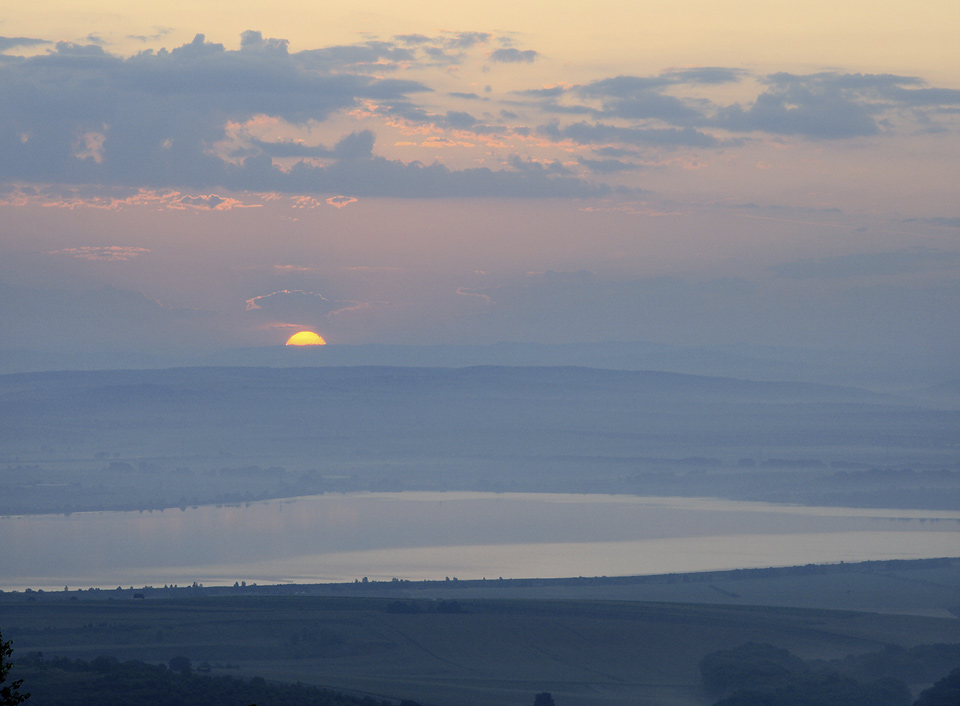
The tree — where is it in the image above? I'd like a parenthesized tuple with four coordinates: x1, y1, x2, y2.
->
(914, 667, 960, 706)
(533, 692, 555, 706)
(168, 655, 192, 675)
(0, 629, 29, 706)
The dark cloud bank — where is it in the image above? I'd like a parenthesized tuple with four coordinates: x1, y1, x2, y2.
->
(1, 32, 958, 197)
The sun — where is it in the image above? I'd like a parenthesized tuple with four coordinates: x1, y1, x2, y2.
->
(285, 331, 326, 346)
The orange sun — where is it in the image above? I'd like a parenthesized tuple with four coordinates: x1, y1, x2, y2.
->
(285, 331, 326, 346)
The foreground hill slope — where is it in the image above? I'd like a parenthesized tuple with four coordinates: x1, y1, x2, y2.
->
(3, 586, 959, 706)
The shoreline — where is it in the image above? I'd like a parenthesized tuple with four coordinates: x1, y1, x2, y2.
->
(4, 556, 957, 603)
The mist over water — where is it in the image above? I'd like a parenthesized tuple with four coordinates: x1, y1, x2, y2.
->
(3, 492, 957, 590)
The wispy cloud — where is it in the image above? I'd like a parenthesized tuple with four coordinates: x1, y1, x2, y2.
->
(170, 194, 259, 210)
(245, 289, 387, 321)
(48, 246, 150, 261)
(489, 48, 538, 63)
(0, 36, 51, 52)
(326, 195, 358, 208)
(0, 185, 261, 211)
(771, 248, 960, 279)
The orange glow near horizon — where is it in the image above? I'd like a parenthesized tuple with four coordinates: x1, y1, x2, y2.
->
(285, 331, 327, 346)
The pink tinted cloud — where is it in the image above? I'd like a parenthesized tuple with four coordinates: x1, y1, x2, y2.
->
(169, 194, 260, 210)
(0, 186, 261, 211)
(290, 196, 326, 209)
(273, 264, 321, 272)
(456, 287, 491, 304)
(48, 246, 150, 261)
(245, 289, 330, 311)
(326, 195, 358, 208)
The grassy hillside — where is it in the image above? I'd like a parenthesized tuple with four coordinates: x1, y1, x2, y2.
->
(3, 591, 958, 706)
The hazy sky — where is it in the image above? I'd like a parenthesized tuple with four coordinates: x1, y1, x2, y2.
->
(2, 1, 959, 368)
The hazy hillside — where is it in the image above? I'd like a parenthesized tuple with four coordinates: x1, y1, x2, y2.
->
(4, 341, 956, 390)
(1, 366, 958, 514)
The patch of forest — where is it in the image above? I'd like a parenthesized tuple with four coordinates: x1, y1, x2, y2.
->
(700, 642, 960, 706)
(5, 642, 960, 706)
(9, 653, 413, 706)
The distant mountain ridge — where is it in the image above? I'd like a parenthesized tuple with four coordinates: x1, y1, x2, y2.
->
(3, 339, 956, 391)
(0, 364, 890, 406)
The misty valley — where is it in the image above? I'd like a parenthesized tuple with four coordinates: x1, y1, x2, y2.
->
(2, 365, 959, 706)
(2, 366, 959, 516)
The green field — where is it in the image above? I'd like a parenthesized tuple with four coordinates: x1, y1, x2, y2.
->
(4, 563, 959, 706)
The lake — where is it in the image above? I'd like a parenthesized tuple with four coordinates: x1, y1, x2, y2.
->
(2, 492, 959, 590)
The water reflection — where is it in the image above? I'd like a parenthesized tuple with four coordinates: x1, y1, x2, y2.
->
(2, 492, 958, 590)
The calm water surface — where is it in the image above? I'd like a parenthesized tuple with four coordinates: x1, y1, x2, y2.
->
(2, 492, 958, 590)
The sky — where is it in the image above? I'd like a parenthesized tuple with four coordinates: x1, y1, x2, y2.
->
(1, 1, 959, 374)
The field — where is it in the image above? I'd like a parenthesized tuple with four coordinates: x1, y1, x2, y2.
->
(3, 560, 959, 706)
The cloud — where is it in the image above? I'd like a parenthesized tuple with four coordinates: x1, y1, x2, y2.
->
(662, 67, 746, 85)
(508, 154, 570, 175)
(771, 248, 960, 279)
(522, 68, 960, 143)
(2, 30, 957, 202)
(0, 33, 617, 198)
(171, 193, 257, 210)
(593, 146, 640, 158)
(295, 154, 610, 197)
(708, 72, 960, 139)
(296, 40, 416, 71)
(244, 288, 387, 323)
(573, 76, 705, 123)
(0, 185, 263, 211)
(902, 216, 960, 228)
(885, 86, 960, 106)
(273, 264, 319, 273)
(489, 48, 538, 63)
(0, 33, 430, 186)
(456, 287, 491, 304)
(326, 195, 357, 208)
(126, 28, 174, 43)
(515, 86, 567, 98)
(0, 36, 51, 52)
(48, 246, 150, 261)
(381, 31, 494, 67)
(290, 195, 326, 209)
(712, 73, 882, 139)
(522, 70, 742, 126)
(333, 130, 376, 160)
(245, 289, 337, 315)
(538, 121, 720, 148)
(577, 157, 641, 174)
(248, 129, 375, 160)
(445, 32, 491, 49)
(248, 139, 328, 158)
(394, 34, 432, 46)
